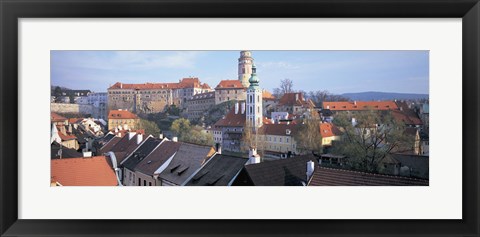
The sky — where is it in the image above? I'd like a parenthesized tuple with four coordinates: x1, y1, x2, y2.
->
(51, 50, 429, 95)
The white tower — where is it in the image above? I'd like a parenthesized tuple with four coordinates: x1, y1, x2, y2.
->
(238, 51, 254, 88)
(246, 64, 263, 131)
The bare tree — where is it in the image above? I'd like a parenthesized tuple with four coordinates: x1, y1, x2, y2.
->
(332, 110, 413, 173)
(307, 90, 349, 107)
(273, 78, 294, 98)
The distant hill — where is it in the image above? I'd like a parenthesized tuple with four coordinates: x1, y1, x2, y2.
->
(341, 91, 429, 101)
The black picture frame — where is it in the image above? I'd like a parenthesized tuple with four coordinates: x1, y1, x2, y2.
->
(1, 0, 479, 236)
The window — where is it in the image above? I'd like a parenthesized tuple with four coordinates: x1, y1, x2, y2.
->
(279, 138, 282, 142)
(149, 182, 152, 186)
(286, 138, 289, 143)
(138, 178, 141, 186)
(144, 180, 147, 186)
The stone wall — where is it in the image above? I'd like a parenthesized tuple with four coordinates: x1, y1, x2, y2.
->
(51, 103, 100, 118)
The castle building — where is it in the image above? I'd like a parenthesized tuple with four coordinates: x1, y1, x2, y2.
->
(238, 51, 254, 88)
(214, 80, 246, 105)
(107, 78, 212, 114)
(246, 64, 263, 131)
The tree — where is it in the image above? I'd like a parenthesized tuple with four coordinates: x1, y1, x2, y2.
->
(273, 78, 294, 98)
(170, 118, 213, 146)
(137, 119, 161, 137)
(332, 110, 413, 173)
(202, 100, 236, 126)
(170, 118, 191, 138)
(295, 105, 323, 155)
(307, 90, 349, 107)
(241, 120, 266, 158)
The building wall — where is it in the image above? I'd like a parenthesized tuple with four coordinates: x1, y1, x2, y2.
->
(108, 118, 139, 131)
(215, 89, 246, 105)
(108, 89, 174, 114)
(262, 134, 298, 155)
(51, 103, 101, 118)
(186, 96, 215, 120)
(322, 135, 341, 147)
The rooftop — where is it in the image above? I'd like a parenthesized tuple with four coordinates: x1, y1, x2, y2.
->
(51, 156, 118, 186)
(215, 80, 246, 89)
(308, 166, 428, 186)
(323, 101, 398, 111)
(185, 154, 248, 186)
(108, 110, 139, 120)
(135, 140, 182, 176)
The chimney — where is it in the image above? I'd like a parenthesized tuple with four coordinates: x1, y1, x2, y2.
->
(241, 102, 246, 114)
(83, 149, 92, 158)
(128, 132, 136, 140)
(248, 148, 257, 160)
(295, 93, 299, 101)
(159, 133, 164, 139)
(354, 101, 357, 105)
(306, 160, 315, 181)
(136, 134, 143, 144)
(120, 83, 123, 89)
(216, 144, 222, 154)
(68, 124, 72, 134)
(172, 136, 178, 142)
(235, 102, 239, 114)
(247, 148, 260, 165)
(326, 105, 330, 109)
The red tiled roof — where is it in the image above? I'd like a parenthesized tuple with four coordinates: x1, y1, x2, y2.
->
(214, 105, 246, 127)
(308, 166, 428, 186)
(215, 80, 246, 89)
(108, 78, 209, 90)
(108, 110, 139, 119)
(68, 118, 83, 124)
(201, 83, 211, 89)
(51, 112, 67, 122)
(108, 82, 180, 90)
(51, 156, 118, 186)
(55, 125, 77, 141)
(278, 93, 310, 107)
(320, 122, 342, 137)
(323, 101, 398, 111)
(391, 102, 423, 125)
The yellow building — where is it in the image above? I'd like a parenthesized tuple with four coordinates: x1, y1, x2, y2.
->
(258, 123, 299, 159)
(320, 122, 343, 146)
(108, 109, 139, 131)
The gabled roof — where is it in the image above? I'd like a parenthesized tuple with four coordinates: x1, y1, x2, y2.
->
(109, 134, 144, 165)
(320, 122, 342, 137)
(323, 101, 398, 111)
(234, 155, 318, 186)
(185, 154, 248, 186)
(135, 140, 182, 176)
(99, 136, 122, 155)
(260, 123, 298, 136)
(122, 137, 163, 171)
(215, 80, 246, 89)
(51, 156, 118, 186)
(391, 109, 423, 126)
(214, 105, 246, 127)
(278, 93, 311, 107)
(108, 110, 138, 119)
(262, 90, 275, 100)
(159, 143, 215, 185)
(51, 141, 82, 159)
(308, 166, 428, 186)
(51, 112, 67, 122)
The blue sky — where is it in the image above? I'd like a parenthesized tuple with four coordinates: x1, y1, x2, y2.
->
(51, 50, 429, 94)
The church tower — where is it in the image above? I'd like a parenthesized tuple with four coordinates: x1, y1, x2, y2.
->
(246, 64, 263, 131)
(238, 51, 254, 87)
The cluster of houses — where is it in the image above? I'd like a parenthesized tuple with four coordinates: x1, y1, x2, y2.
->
(50, 50, 429, 186)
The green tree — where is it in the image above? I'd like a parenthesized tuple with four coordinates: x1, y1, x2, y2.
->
(332, 110, 413, 173)
(170, 118, 191, 138)
(295, 105, 323, 155)
(203, 100, 236, 126)
(137, 119, 161, 137)
(182, 126, 214, 146)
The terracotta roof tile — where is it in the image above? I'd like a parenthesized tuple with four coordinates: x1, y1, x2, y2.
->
(320, 122, 342, 137)
(323, 101, 398, 111)
(278, 93, 311, 106)
(215, 80, 246, 89)
(108, 110, 138, 119)
(260, 123, 298, 136)
(214, 105, 246, 127)
(51, 112, 67, 122)
(109, 82, 180, 90)
(51, 156, 118, 186)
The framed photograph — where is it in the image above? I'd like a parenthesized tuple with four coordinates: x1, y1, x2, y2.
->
(1, 0, 479, 236)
